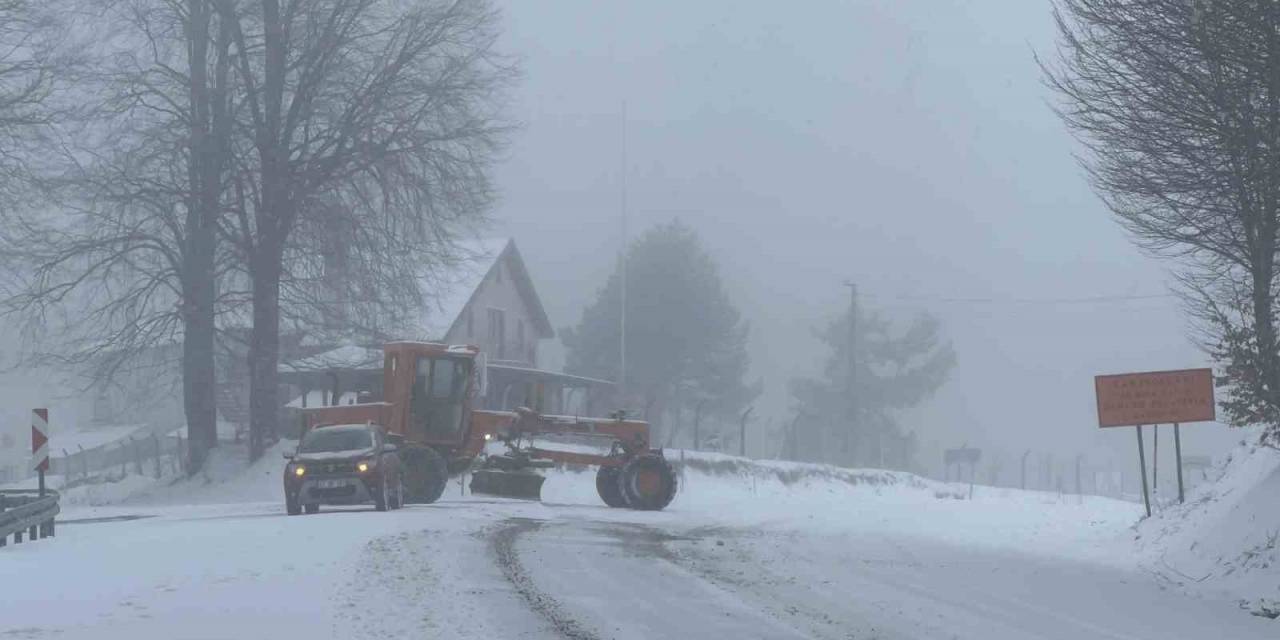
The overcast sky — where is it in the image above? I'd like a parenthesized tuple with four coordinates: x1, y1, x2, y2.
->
(0, 1, 1256, 483)
(492, 0, 1259, 479)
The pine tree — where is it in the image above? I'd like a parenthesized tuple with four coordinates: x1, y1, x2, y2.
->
(789, 308, 954, 469)
(562, 221, 758, 444)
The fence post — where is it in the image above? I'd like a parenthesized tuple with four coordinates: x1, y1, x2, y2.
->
(177, 435, 186, 475)
(152, 434, 162, 479)
(131, 437, 143, 475)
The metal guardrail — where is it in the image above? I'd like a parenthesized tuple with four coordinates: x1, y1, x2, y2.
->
(0, 489, 60, 547)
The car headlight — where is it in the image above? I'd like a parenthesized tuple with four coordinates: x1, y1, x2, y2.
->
(357, 460, 373, 473)
(293, 465, 306, 477)
(483, 433, 493, 441)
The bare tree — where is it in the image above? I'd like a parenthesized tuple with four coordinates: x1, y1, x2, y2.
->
(216, 0, 515, 459)
(0, 0, 236, 471)
(1042, 0, 1280, 444)
(0, 1, 62, 207)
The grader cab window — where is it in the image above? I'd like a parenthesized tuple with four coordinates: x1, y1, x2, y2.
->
(410, 357, 470, 441)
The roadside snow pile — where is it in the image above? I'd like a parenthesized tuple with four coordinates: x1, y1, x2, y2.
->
(540, 450, 1141, 562)
(1136, 440, 1280, 618)
(57, 440, 291, 508)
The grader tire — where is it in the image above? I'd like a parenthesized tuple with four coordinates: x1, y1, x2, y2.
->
(617, 454, 678, 511)
(403, 446, 449, 504)
(596, 465, 628, 508)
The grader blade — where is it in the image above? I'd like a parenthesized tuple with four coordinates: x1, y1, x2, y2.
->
(470, 469, 545, 501)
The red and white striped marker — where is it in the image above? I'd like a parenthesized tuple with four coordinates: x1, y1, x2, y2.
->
(31, 408, 49, 473)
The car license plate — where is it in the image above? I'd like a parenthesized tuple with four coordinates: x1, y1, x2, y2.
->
(318, 479, 346, 489)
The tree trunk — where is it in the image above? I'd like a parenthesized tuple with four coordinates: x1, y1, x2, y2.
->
(181, 0, 219, 473)
(248, 244, 283, 461)
(181, 273, 218, 471)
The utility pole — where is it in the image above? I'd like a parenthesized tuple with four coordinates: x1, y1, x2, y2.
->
(843, 281, 857, 464)
(739, 406, 754, 458)
(618, 100, 628, 395)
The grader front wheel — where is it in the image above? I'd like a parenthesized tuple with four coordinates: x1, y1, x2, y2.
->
(402, 446, 449, 504)
(616, 454, 678, 511)
(596, 465, 628, 508)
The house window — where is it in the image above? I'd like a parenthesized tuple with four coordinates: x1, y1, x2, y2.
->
(488, 308, 506, 359)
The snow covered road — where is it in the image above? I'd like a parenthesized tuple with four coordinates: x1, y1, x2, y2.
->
(4, 492, 1276, 640)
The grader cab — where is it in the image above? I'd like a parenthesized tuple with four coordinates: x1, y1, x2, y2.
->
(300, 342, 678, 510)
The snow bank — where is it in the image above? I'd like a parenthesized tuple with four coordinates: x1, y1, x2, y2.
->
(1136, 440, 1280, 617)
(48, 441, 1143, 568)
(542, 449, 1142, 564)
(54, 440, 290, 508)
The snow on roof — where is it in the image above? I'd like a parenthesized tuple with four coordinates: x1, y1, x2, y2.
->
(410, 237, 511, 341)
(278, 344, 383, 373)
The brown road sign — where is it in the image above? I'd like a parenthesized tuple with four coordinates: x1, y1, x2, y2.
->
(1094, 368, 1215, 428)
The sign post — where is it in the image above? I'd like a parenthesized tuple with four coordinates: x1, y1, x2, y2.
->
(31, 408, 49, 497)
(944, 447, 982, 498)
(1135, 425, 1150, 517)
(1173, 423, 1184, 504)
(1095, 368, 1215, 514)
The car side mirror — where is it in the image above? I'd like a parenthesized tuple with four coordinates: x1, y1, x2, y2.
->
(383, 443, 398, 453)
(282, 451, 295, 460)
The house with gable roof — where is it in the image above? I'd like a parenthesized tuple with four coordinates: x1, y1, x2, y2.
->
(277, 238, 614, 420)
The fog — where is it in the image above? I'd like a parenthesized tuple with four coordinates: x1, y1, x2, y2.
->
(0, 0, 1254, 482)
(492, 0, 1255, 479)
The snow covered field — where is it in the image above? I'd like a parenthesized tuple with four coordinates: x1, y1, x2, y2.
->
(2, 444, 1277, 639)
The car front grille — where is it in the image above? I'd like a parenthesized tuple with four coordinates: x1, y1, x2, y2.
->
(313, 461, 356, 474)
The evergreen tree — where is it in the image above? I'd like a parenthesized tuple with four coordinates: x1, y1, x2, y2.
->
(562, 221, 758, 443)
(789, 308, 954, 469)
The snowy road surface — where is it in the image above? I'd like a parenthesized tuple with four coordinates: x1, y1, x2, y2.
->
(3, 491, 1276, 640)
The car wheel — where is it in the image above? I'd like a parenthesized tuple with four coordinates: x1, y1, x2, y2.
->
(375, 473, 389, 512)
(304, 503, 319, 515)
(392, 474, 405, 510)
(286, 493, 302, 516)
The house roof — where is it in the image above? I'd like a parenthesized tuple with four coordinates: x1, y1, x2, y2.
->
(424, 237, 553, 341)
(278, 344, 382, 373)
(280, 237, 554, 373)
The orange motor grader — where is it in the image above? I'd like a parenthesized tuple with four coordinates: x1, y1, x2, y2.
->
(300, 342, 678, 510)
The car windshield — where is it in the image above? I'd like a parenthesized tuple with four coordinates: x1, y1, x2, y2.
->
(298, 427, 373, 453)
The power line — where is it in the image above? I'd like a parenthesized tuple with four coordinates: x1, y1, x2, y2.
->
(861, 293, 1176, 306)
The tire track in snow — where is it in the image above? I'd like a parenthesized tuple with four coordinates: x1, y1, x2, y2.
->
(491, 518, 602, 640)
